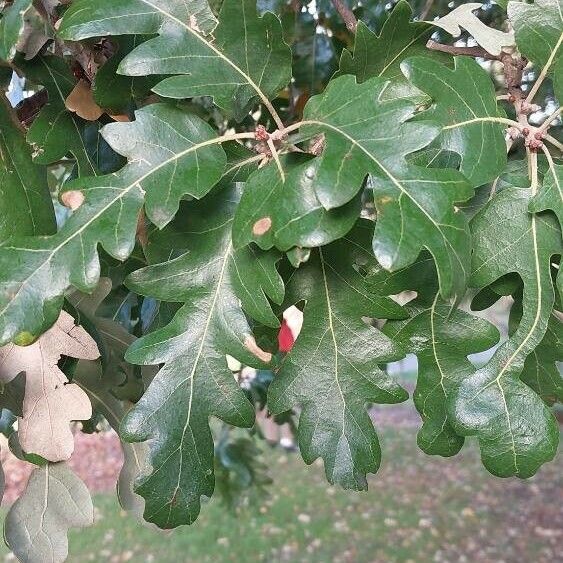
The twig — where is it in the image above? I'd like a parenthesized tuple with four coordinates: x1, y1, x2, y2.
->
(544, 134, 563, 153)
(266, 137, 286, 183)
(331, 0, 357, 33)
(419, 0, 435, 20)
(426, 40, 498, 60)
(538, 107, 562, 133)
(525, 35, 563, 104)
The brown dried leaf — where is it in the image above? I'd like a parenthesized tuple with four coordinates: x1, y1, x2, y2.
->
(0, 311, 100, 462)
(65, 79, 103, 121)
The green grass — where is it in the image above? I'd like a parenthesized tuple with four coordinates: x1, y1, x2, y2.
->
(2, 419, 559, 562)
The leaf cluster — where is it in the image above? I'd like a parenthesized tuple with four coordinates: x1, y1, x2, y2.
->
(0, 0, 561, 560)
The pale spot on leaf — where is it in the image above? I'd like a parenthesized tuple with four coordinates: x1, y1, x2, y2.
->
(61, 190, 85, 211)
(253, 217, 272, 236)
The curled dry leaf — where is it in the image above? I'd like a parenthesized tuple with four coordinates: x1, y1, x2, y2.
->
(0, 311, 100, 462)
(65, 79, 104, 121)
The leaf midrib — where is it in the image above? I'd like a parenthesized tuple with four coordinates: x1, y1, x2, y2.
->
(0, 135, 235, 325)
(319, 248, 347, 437)
(139, 0, 272, 109)
(303, 118, 468, 289)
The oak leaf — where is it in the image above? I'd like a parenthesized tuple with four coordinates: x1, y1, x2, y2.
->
(0, 311, 99, 462)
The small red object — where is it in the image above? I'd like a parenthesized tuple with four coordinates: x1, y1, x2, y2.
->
(255, 125, 270, 141)
(522, 127, 530, 137)
(278, 319, 295, 353)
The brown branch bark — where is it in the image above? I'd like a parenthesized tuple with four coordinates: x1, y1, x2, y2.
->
(419, 0, 434, 20)
(16, 89, 49, 127)
(426, 40, 498, 60)
(331, 0, 357, 33)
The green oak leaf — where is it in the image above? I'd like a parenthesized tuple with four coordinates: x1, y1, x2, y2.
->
(4, 463, 93, 563)
(370, 256, 500, 457)
(508, 0, 563, 102)
(59, 0, 292, 121)
(232, 154, 361, 251)
(0, 103, 227, 344)
(16, 56, 100, 177)
(530, 159, 563, 230)
(509, 297, 563, 406)
(299, 74, 473, 299)
(268, 221, 408, 490)
(73, 359, 147, 518)
(0, 0, 33, 62)
(338, 1, 449, 102)
(69, 278, 144, 402)
(92, 36, 160, 114)
(0, 94, 56, 241)
(450, 185, 562, 477)
(121, 185, 283, 528)
(402, 56, 507, 187)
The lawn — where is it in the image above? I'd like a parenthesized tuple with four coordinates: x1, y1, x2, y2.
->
(1, 403, 559, 563)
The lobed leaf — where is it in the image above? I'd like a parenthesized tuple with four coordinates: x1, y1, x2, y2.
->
(338, 1, 449, 102)
(121, 186, 282, 528)
(0, 103, 227, 344)
(297, 73, 473, 299)
(5, 463, 93, 563)
(402, 56, 507, 187)
(59, 0, 292, 121)
(371, 256, 500, 457)
(268, 221, 408, 489)
(0, 311, 99, 461)
(450, 182, 562, 477)
(431, 2, 514, 56)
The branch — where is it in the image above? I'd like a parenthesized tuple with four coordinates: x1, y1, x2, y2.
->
(331, 0, 357, 33)
(538, 107, 562, 133)
(544, 134, 563, 153)
(426, 40, 498, 60)
(16, 89, 49, 127)
(419, 0, 434, 20)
